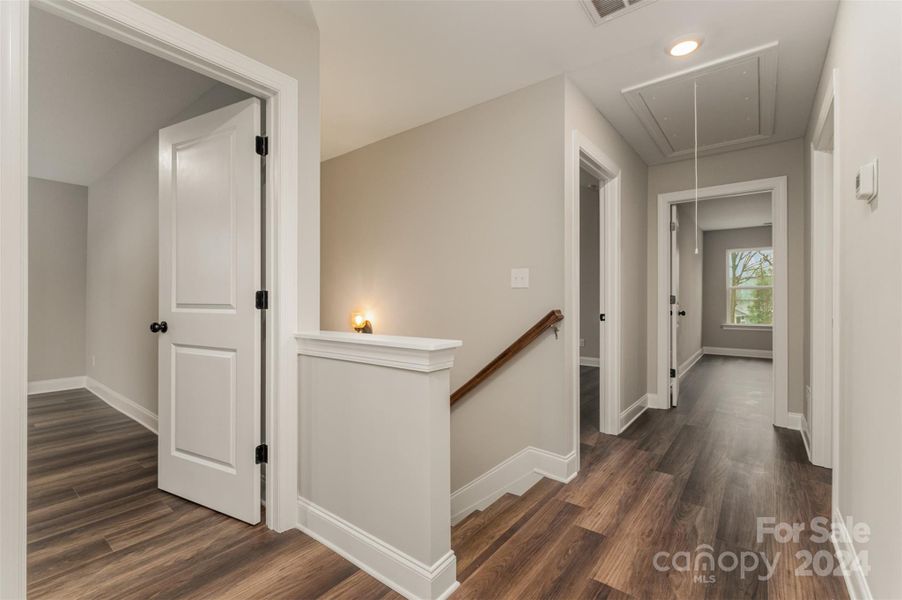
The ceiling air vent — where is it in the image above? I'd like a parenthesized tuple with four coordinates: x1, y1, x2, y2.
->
(580, 0, 658, 26)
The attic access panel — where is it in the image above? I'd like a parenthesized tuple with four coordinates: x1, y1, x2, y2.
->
(622, 43, 778, 160)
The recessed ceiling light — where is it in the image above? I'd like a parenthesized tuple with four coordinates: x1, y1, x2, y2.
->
(670, 39, 700, 57)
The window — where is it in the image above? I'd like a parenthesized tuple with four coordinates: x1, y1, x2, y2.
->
(726, 247, 773, 326)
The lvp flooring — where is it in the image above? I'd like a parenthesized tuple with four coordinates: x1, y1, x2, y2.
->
(29, 357, 847, 599)
(452, 356, 849, 599)
(27, 388, 401, 600)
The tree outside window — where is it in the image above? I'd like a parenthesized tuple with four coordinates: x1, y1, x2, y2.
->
(726, 247, 773, 325)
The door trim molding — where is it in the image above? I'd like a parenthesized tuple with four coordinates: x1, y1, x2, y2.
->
(566, 130, 622, 479)
(1, 1, 308, 591)
(809, 70, 837, 470)
(656, 177, 789, 428)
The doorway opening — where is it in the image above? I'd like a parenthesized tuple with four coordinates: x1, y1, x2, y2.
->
(20, 4, 285, 594)
(808, 75, 837, 471)
(566, 131, 622, 465)
(667, 193, 774, 411)
(656, 177, 789, 426)
(578, 166, 605, 445)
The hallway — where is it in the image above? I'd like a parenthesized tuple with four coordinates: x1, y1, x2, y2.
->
(453, 356, 846, 599)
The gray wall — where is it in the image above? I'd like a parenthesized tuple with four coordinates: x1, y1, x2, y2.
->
(28, 178, 88, 382)
(579, 175, 600, 360)
(85, 83, 252, 416)
(321, 76, 648, 490)
(322, 77, 566, 490)
(805, 2, 902, 596)
(675, 203, 702, 366)
(647, 138, 805, 412)
(701, 226, 773, 351)
(86, 138, 159, 413)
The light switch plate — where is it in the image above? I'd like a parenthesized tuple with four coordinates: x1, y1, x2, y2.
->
(511, 268, 529, 289)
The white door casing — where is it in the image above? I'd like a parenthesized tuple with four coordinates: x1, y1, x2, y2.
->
(597, 181, 606, 431)
(157, 98, 262, 524)
(670, 204, 680, 407)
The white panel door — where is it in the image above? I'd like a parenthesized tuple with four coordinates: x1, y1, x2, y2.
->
(157, 98, 262, 524)
(670, 204, 680, 407)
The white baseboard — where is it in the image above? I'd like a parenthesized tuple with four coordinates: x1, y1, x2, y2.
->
(703, 346, 773, 359)
(450, 446, 577, 526)
(619, 394, 649, 433)
(297, 497, 458, 600)
(27, 376, 86, 395)
(85, 377, 158, 434)
(646, 392, 665, 409)
(579, 356, 600, 368)
(678, 348, 704, 379)
(784, 411, 802, 431)
(832, 506, 872, 600)
(799, 413, 812, 461)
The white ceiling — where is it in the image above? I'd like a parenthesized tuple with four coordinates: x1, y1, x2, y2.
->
(29, 8, 222, 186)
(312, 0, 838, 163)
(693, 193, 772, 232)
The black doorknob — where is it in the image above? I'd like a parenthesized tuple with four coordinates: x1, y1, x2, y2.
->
(678, 310, 687, 316)
(150, 321, 168, 333)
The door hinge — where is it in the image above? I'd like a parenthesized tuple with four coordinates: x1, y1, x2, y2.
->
(255, 290, 269, 310)
(670, 294, 676, 305)
(599, 313, 606, 322)
(670, 221, 677, 232)
(255, 135, 269, 156)
(670, 368, 676, 378)
(255, 444, 268, 464)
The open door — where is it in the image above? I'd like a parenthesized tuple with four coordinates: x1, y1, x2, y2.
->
(155, 98, 263, 524)
(670, 204, 680, 407)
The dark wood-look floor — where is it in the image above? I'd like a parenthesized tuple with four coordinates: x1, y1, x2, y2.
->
(453, 356, 849, 600)
(27, 388, 401, 600)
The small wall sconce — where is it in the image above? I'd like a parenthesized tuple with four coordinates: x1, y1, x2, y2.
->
(351, 312, 373, 334)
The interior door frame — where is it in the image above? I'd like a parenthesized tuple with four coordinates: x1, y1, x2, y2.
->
(566, 130, 622, 468)
(809, 70, 838, 470)
(655, 177, 789, 428)
(0, 2, 306, 593)
(669, 204, 680, 407)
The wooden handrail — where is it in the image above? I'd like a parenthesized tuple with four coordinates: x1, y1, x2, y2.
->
(450, 309, 564, 406)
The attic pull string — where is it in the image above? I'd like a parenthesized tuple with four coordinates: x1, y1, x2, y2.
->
(693, 80, 699, 255)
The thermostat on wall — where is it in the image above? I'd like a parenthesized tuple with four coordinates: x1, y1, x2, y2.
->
(856, 159, 878, 203)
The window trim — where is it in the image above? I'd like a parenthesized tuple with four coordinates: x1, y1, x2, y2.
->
(725, 246, 774, 326)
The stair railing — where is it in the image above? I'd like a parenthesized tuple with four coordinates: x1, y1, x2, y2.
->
(450, 309, 564, 406)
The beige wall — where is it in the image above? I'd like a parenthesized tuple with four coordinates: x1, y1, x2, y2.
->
(701, 226, 773, 351)
(85, 85, 251, 416)
(565, 79, 648, 414)
(579, 174, 600, 360)
(646, 138, 805, 412)
(675, 203, 702, 366)
(322, 77, 566, 490)
(806, 2, 902, 596)
(321, 76, 648, 489)
(28, 178, 88, 382)
(86, 138, 159, 412)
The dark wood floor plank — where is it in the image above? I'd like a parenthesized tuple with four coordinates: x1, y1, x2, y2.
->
(455, 499, 584, 599)
(453, 356, 848, 600)
(27, 388, 395, 599)
(454, 477, 563, 579)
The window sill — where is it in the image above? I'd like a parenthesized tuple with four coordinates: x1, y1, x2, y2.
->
(721, 323, 772, 331)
